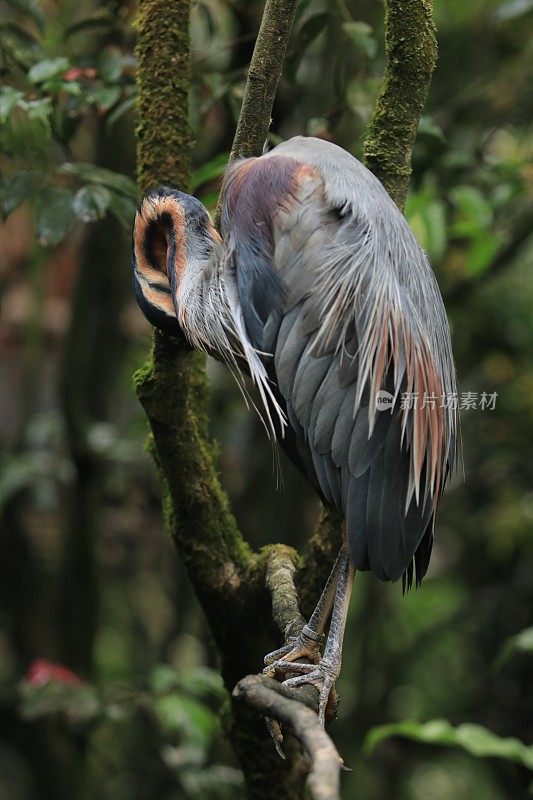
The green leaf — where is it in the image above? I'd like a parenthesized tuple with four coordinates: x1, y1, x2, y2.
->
(346, 81, 374, 121)
(191, 153, 228, 191)
(58, 162, 137, 199)
(42, 79, 82, 96)
(450, 185, 493, 236)
(286, 13, 329, 80)
(98, 47, 124, 83)
(90, 85, 121, 111)
(466, 234, 501, 276)
(495, 626, 533, 671)
(73, 185, 111, 222)
(493, 0, 533, 22)
(105, 96, 136, 132)
(17, 96, 52, 124)
(0, 453, 46, 514)
(149, 665, 224, 702)
(2, 98, 52, 154)
(178, 667, 225, 702)
(293, 0, 315, 23)
(342, 21, 377, 59)
(19, 680, 101, 726)
(297, 13, 329, 48)
(364, 719, 533, 770)
(107, 191, 136, 229)
(149, 665, 182, 694)
(35, 187, 75, 246)
(64, 12, 113, 39)
(4, 0, 45, 32)
(410, 200, 447, 260)
(0, 21, 39, 47)
(3, 171, 43, 215)
(417, 115, 446, 144)
(152, 694, 219, 749)
(0, 87, 24, 124)
(28, 57, 70, 84)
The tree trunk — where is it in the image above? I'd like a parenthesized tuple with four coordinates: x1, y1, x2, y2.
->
(134, 1, 438, 797)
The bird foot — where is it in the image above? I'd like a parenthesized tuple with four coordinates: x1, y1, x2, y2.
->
(263, 625, 323, 680)
(264, 626, 338, 727)
(283, 657, 339, 727)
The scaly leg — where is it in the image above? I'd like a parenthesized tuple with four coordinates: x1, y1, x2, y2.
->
(283, 549, 355, 726)
(263, 548, 345, 678)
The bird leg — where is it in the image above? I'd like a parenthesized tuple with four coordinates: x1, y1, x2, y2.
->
(282, 549, 355, 726)
(263, 548, 345, 679)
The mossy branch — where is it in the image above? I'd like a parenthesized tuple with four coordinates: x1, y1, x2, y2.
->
(265, 547, 305, 638)
(135, 2, 321, 795)
(234, 675, 343, 800)
(229, 0, 298, 163)
(135, 0, 254, 646)
(134, 0, 438, 794)
(363, 0, 438, 210)
(214, 0, 298, 227)
(136, 0, 191, 191)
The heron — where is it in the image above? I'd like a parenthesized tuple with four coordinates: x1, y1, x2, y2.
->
(132, 136, 459, 725)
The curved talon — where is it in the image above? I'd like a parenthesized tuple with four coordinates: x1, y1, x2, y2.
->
(283, 660, 338, 726)
(263, 636, 299, 666)
(265, 659, 317, 675)
(263, 631, 322, 679)
(265, 716, 285, 759)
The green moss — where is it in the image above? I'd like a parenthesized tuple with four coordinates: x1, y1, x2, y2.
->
(134, 0, 257, 656)
(135, 0, 192, 190)
(363, 0, 437, 210)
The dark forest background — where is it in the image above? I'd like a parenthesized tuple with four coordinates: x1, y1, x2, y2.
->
(0, 0, 532, 798)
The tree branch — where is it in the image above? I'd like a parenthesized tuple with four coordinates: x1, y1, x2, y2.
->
(265, 547, 305, 638)
(134, 0, 439, 796)
(363, 0, 438, 210)
(228, 0, 298, 164)
(234, 675, 342, 800)
(135, 0, 254, 640)
(134, 5, 327, 796)
(214, 0, 298, 227)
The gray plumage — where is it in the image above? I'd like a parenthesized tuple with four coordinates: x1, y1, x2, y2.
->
(132, 136, 459, 586)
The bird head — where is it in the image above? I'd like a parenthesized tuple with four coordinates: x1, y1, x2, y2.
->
(132, 187, 221, 335)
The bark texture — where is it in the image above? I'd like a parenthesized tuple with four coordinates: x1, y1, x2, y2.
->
(134, 2, 316, 797)
(133, 0, 439, 797)
(363, 0, 438, 210)
(228, 0, 298, 164)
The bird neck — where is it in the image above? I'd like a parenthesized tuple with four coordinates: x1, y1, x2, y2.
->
(173, 240, 224, 344)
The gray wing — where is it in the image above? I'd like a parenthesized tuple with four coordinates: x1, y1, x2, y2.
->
(221, 141, 459, 585)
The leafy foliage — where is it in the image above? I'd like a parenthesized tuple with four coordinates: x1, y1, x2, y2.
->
(0, 0, 137, 246)
(365, 719, 533, 769)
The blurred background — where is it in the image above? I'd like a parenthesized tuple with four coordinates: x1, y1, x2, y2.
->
(0, 0, 532, 798)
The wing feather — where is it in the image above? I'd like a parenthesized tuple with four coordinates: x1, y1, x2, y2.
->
(221, 137, 459, 584)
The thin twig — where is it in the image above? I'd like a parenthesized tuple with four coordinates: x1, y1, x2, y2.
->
(234, 675, 342, 800)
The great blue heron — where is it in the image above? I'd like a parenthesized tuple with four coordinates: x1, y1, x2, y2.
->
(132, 136, 459, 724)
